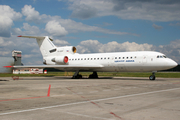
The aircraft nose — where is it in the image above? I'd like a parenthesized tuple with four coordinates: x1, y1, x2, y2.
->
(168, 59, 178, 68)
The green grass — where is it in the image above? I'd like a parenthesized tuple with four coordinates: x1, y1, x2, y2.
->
(0, 72, 180, 78)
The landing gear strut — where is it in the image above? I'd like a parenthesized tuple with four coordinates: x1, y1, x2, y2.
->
(88, 71, 98, 79)
(72, 70, 82, 79)
(149, 72, 156, 80)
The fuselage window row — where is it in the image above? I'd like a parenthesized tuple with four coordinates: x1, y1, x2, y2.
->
(69, 56, 136, 61)
(115, 56, 136, 59)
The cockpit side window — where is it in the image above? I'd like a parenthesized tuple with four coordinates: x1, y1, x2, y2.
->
(163, 55, 167, 58)
(157, 55, 167, 58)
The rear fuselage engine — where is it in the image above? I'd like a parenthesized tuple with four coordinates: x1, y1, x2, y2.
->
(50, 46, 76, 65)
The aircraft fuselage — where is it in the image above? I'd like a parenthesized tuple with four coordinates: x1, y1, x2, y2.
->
(45, 51, 177, 72)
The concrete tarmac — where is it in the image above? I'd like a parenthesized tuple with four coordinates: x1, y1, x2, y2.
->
(0, 76, 180, 120)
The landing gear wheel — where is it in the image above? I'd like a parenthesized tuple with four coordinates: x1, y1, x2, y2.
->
(149, 75, 155, 80)
(88, 72, 98, 79)
(72, 74, 82, 79)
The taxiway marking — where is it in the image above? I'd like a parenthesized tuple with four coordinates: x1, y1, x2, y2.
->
(0, 87, 180, 116)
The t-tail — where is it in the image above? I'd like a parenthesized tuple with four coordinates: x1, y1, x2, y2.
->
(18, 35, 76, 65)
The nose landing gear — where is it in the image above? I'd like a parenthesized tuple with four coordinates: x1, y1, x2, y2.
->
(149, 72, 156, 80)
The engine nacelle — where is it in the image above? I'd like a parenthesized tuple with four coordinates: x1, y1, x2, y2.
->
(51, 56, 68, 64)
(56, 46, 76, 55)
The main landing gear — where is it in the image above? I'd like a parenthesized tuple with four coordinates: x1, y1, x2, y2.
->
(88, 71, 98, 79)
(72, 71, 98, 79)
(72, 70, 82, 79)
(149, 72, 156, 80)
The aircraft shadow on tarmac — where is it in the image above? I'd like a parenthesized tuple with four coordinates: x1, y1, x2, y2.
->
(0, 79, 9, 81)
(12, 76, 166, 81)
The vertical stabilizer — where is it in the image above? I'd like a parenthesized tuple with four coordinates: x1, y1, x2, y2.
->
(36, 36, 57, 57)
(18, 36, 57, 57)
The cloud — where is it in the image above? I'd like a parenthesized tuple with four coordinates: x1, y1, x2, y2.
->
(156, 39, 180, 62)
(169, 22, 180, 26)
(0, 36, 15, 56)
(0, 37, 4, 44)
(57, 18, 135, 35)
(0, 5, 22, 37)
(54, 39, 70, 46)
(76, 40, 153, 53)
(70, 3, 97, 19)
(22, 5, 40, 23)
(12, 23, 41, 36)
(45, 20, 68, 37)
(11, 28, 22, 35)
(152, 24, 163, 30)
(22, 23, 40, 35)
(67, 0, 180, 21)
(20, 5, 136, 36)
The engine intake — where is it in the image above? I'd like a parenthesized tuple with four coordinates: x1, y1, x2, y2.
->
(51, 56, 68, 64)
(56, 46, 76, 54)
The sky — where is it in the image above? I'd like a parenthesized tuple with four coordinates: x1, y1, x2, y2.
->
(0, 0, 180, 64)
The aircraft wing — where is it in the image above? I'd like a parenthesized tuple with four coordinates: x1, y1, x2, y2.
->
(4, 65, 104, 71)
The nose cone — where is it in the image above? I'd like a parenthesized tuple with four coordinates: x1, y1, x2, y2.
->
(168, 59, 178, 68)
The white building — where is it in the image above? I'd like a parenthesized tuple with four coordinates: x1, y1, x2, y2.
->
(13, 68, 43, 74)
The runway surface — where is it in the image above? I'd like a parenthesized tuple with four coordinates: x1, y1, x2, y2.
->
(0, 76, 180, 120)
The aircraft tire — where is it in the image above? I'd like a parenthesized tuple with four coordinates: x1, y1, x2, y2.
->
(72, 74, 82, 79)
(149, 75, 156, 80)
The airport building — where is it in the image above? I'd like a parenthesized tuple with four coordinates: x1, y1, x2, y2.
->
(0, 50, 43, 74)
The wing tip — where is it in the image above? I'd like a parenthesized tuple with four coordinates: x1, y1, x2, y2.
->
(17, 35, 22, 37)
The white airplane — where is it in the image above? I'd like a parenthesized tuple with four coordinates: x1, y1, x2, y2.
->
(5, 35, 178, 80)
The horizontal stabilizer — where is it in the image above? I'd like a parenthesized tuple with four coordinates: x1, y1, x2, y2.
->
(18, 35, 45, 40)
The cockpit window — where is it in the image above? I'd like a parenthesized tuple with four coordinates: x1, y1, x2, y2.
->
(157, 55, 167, 58)
(163, 55, 167, 58)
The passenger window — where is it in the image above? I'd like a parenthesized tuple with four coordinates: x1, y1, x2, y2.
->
(130, 57, 132, 59)
(127, 57, 128, 59)
(101, 58, 103, 60)
(104, 58, 106, 60)
(108, 57, 110, 59)
(157, 56, 159, 58)
(97, 58, 99, 60)
(84, 58, 86, 60)
(119, 57, 121, 59)
(123, 57, 124, 59)
(115, 57, 117, 59)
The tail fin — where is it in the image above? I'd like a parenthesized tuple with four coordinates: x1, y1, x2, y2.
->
(18, 35, 56, 57)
